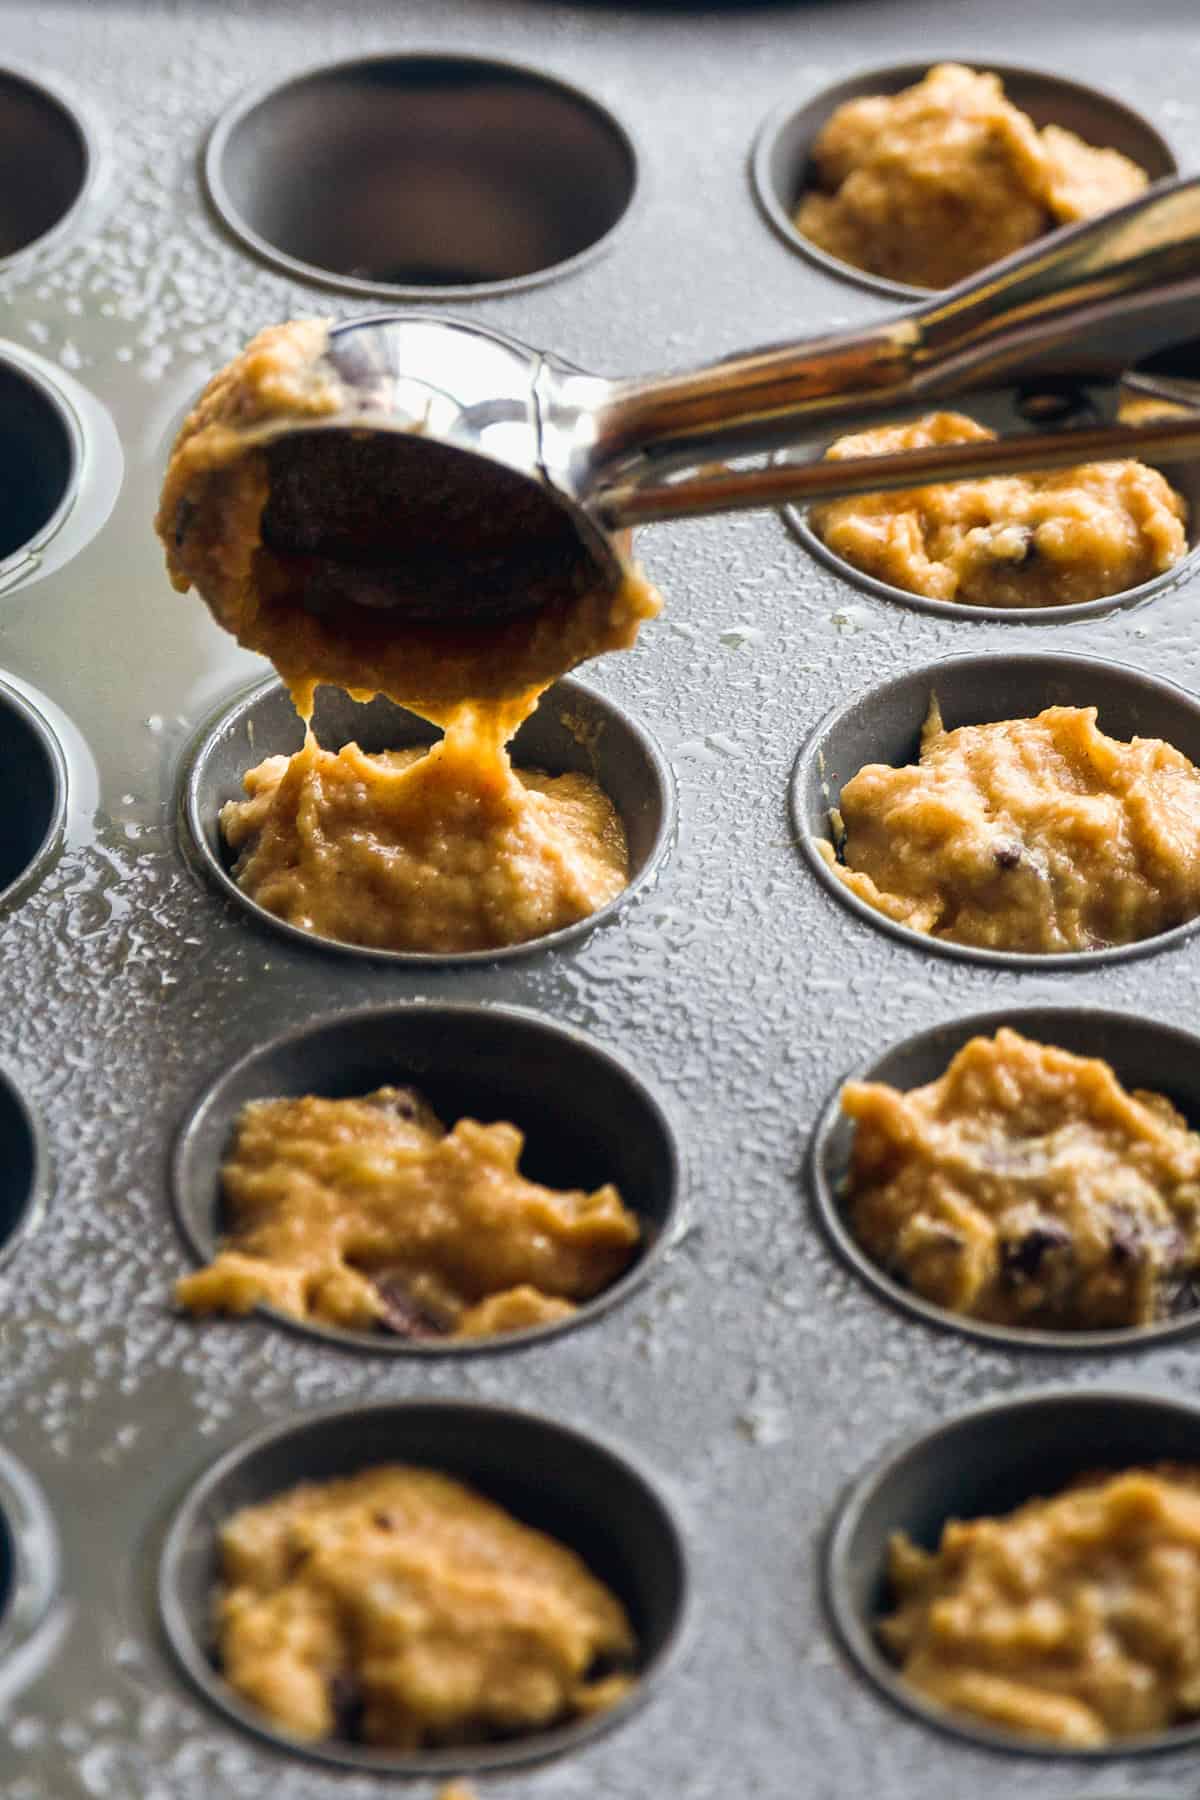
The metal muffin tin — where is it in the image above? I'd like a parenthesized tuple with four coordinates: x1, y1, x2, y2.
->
(8, 5, 1200, 1798)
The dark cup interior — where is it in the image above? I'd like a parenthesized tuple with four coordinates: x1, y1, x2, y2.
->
(0, 68, 89, 263)
(0, 1447, 58, 1668)
(172, 1003, 679, 1352)
(791, 652, 1200, 965)
(182, 675, 674, 963)
(0, 1507, 11, 1628)
(829, 1390, 1200, 1754)
(755, 61, 1177, 298)
(812, 1006, 1200, 1349)
(0, 360, 76, 564)
(207, 54, 637, 294)
(159, 1401, 687, 1772)
(0, 680, 66, 908)
(0, 1069, 40, 1267)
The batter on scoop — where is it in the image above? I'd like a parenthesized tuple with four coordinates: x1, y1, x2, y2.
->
(156, 320, 661, 953)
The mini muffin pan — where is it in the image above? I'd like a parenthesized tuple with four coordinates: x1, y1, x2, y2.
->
(180, 672, 676, 963)
(9, 7, 1200, 1800)
(159, 1400, 688, 1773)
(827, 1389, 1200, 1754)
(754, 60, 1178, 300)
(791, 650, 1200, 967)
(811, 1005, 1200, 1350)
(172, 1002, 680, 1353)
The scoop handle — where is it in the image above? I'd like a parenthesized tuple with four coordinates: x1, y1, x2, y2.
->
(598, 413, 1200, 529)
(587, 175, 1200, 482)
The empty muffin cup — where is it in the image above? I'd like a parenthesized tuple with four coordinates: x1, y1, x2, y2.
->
(791, 651, 1200, 968)
(205, 53, 638, 297)
(0, 355, 81, 587)
(780, 399, 1200, 625)
(179, 674, 675, 964)
(158, 1400, 687, 1773)
(753, 61, 1176, 301)
(0, 1065, 48, 1274)
(172, 1001, 680, 1353)
(0, 1446, 59, 1696)
(827, 1388, 1200, 1755)
(811, 1005, 1200, 1350)
(0, 65, 95, 268)
(0, 677, 67, 910)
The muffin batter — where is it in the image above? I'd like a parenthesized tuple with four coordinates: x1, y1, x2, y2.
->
(156, 319, 660, 728)
(156, 320, 661, 953)
(217, 1465, 636, 1745)
(882, 1466, 1200, 1745)
(796, 63, 1149, 288)
(809, 412, 1187, 608)
(177, 1085, 641, 1338)
(842, 1028, 1200, 1330)
(220, 731, 629, 954)
(821, 699, 1200, 952)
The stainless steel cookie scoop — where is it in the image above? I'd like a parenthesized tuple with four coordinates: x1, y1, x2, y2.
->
(255, 173, 1200, 623)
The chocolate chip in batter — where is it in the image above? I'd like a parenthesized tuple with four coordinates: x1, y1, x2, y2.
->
(329, 1670, 365, 1741)
(1002, 1221, 1072, 1280)
(374, 1275, 450, 1340)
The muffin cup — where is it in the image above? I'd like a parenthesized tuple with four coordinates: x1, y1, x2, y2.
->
(0, 1447, 60, 1703)
(0, 676, 67, 910)
(753, 60, 1177, 301)
(790, 650, 1200, 968)
(0, 1063, 49, 1274)
(780, 390, 1200, 625)
(158, 1400, 688, 1773)
(827, 1388, 1200, 1755)
(0, 351, 82, 591)
(0, 62, 98, 270)
(205, 52, 639, 298)
(178, 673, 676, 965)
(811, 1005, 1200, 1351)
(172, 1001, 681, 1354)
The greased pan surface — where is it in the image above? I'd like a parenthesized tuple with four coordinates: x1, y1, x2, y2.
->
(5, 3, 1200, 1798)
